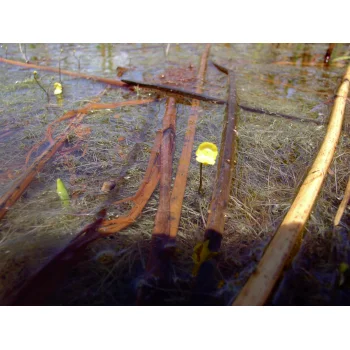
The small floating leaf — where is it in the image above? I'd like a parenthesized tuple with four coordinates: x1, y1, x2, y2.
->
(56, 178, 70, 207)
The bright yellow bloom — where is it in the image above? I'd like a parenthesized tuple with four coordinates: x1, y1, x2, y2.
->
(196, 142, 218, 165)
(192, 239, 218, 276)
(54, 82, 63, 95)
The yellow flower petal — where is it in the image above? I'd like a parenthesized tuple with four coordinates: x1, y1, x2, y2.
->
(192, 239, 218, 276)
(53, 82, 63, 95)
(195, 142, 218, 165)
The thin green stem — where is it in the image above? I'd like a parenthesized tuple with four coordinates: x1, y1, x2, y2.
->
(33, 72, 50, 104)
(58, 49, 62, 84)
(198, 163, 203, 194)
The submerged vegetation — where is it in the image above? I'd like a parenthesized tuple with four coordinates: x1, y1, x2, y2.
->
(0, 43, 349, 305)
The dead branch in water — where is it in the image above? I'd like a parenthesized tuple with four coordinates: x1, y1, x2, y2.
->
(121, 78, 226, 104)
(0, 57, 127, 87)
(204, 68, 239, 250)
(191, 66, 239, 301)
(146, 97, 177, 279)
(169, 44, 212, 238)
(233, 64, 350, 306)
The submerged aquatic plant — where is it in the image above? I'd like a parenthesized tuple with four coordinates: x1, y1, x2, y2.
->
(56, 178, 70, 208)
(53, 82, 63, 95)
(33, 71, 50, 103)
(192, 239, 218, 276)
(195, 142, 218, 193)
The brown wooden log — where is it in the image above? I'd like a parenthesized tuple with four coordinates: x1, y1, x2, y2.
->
(169, 44, 211, 238)
(233, 65, 350, 306)
(204, 69, 239, 250)
(146, 97, 176, 277)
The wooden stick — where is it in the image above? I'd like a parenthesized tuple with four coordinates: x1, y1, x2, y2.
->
(204, 69, 239, 250)
(98, 130, 162, 234)
(169, 44, 211, 238)
(233, 65, 350, 306)
(238, 104, 325, 125)
(121, 78, 226, 104)
(334, 176, 350, 226)
(0, 57, 127, 87)
(146, 97, 176, 277)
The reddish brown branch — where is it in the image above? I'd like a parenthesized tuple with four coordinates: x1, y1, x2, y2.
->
(0, 57, 127, 87)
(169, 44, 212, 238)
(121, 78, 226, 104)
(146, 97, 177, 278)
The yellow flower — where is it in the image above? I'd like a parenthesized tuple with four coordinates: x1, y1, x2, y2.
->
(192, 239, 218, 276)
(196, 142, 218, 165)
(54, 82, 63, 95)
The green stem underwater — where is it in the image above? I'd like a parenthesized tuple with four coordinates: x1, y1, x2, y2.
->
(198, 163, 203, 194)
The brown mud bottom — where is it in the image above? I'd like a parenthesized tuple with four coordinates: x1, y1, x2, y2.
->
(39, 229, 350, 306)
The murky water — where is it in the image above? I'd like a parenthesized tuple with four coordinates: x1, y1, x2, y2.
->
(0, 43, 349, 305)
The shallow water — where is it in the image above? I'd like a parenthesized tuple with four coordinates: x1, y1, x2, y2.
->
(0, 43, 349, 305)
